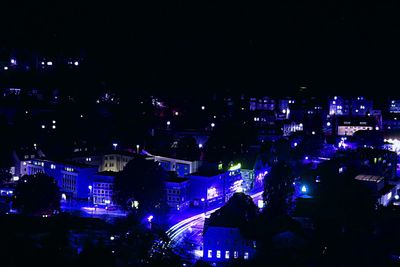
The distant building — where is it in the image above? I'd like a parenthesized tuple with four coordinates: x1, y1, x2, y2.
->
(328, 96, 373, 116)
(100, 151, 136, 172)
(249, 97, 275, 111)
(389, 100, 400, 113)
(354, 174, 395, 206)
(203, 226, 256, 263)
(164, 177, 190, 211)
(92, 172, 117, 206)
(336, 117, 377, 136)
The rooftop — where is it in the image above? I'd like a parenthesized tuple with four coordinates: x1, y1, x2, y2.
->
(355, 174, 384, 183)
(165, 177, 189, 183)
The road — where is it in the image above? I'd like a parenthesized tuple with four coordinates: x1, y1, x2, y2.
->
(164, 191, 264, 262)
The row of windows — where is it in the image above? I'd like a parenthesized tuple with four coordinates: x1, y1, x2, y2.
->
(62, 174, 76, 192)
(167, 196, 182, 202)
(93, 189, 113, 195)
(167, 189, 180, 195)
(94, 183, 113, 189)
(207, 250, 249, 260)
(104, 163, 115, 167)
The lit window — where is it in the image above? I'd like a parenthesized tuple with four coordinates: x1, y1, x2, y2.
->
(51, 164, 56, 169)
(216, 250, 221, 258)
(244, 252, 249, 260)
(234, 251, 238, 259)
(207, 250, 212, 258)
(225, 251, 230, 259)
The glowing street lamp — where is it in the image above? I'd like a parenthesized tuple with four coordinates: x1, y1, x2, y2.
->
(201, 106, 205, 110)
(113, 143, 118, 150)
(211, 123, 215, 128)
(136, 144, 140, 153)
(301, 185, 307, 193)
(167, 121, 171, 126)
(198, 143, 203, 149)
(147, 215, 154, 223)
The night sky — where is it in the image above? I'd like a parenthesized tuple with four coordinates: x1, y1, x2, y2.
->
(2, 1, 400, 95)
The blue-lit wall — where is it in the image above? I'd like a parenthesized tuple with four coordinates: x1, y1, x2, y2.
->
(24, 160, 97, 199)
(203, 226, 256, 262)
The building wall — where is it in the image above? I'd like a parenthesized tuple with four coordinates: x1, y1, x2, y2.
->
(165, 181, 190, 210)
(21, 159, 97, 199)
(100, 154, 134, 172)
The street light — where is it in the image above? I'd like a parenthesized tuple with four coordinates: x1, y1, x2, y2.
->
(113, 143, 118, 150)
(211, 123, 215, 128)
(136, 144, 140, 154)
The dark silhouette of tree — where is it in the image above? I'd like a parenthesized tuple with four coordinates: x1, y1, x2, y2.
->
(114, 157, 168, 216)
(263, 161, 294, 218)
(12, 173, 60, 215)
(175, 136, 200, 160)
(207, 192, 259, 229)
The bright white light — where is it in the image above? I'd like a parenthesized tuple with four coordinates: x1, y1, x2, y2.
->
(198, 143, 203, 148)
(282, 109, 286, 113)
(47, 61, 53, 66)
(375, 126, 380, 130)
(3, 66, 8, 70)
(299, 123, 303, 127)
(305, 156, 309, 160)
(201, 106, 205, 110)
(327, 122, 331, 126)
(52, 120, 56, 124)
(257, 199, 264, 209)
(334, 96, 337, 100)
(80, 114, 83, 118)
(395, 195, 399, 200)
(88, 185, 92, 190)
(312, 131, 315, 135)
(293, 142, 298, 147)
(175, 111, 179, 116)
(133, 200, 139, 209)
(41, 61, 45, 65)
(301, 185, 307, 193)
(61, 193, 67, 200)
(110, 236, 115, 241)
(201, 198, 205, 202)
(211, 123, 215, 128)
(52, 125, 56, 129)
(10, 59, 16, 64)
(167, 121, 171, 126)
(74, 61, 79, 66)
(41, 125, 45, 129)
(147, 215, 154, 222)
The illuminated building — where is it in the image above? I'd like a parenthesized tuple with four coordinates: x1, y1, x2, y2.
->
(164, 177, 190, 211)
(328, 96, 373, 116)
(389, 99, 400, 113)
(21, 159, 97, 200)
(336, 117, 376, 136)
(100, 151, 136, 172)
(203, 226, 256, 263)
(92, 171, 117, 206)
(186, 168, 242, 206)
(249, 97, 275, 111)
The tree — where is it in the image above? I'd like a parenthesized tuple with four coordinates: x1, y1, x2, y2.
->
(207, 192, 259, 229)
(263, 161, 294, 218)
(114, 157, 168, 216)
(13, 173, 60, 215)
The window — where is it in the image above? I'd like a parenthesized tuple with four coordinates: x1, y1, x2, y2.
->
(244, 252, 249, 260)
(216, 250, 221, 258)
(50, 164, 56, 169)
(225, 251, 230, 259)
(234, 251, 238, 259)
(207, 250, 212, 258)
